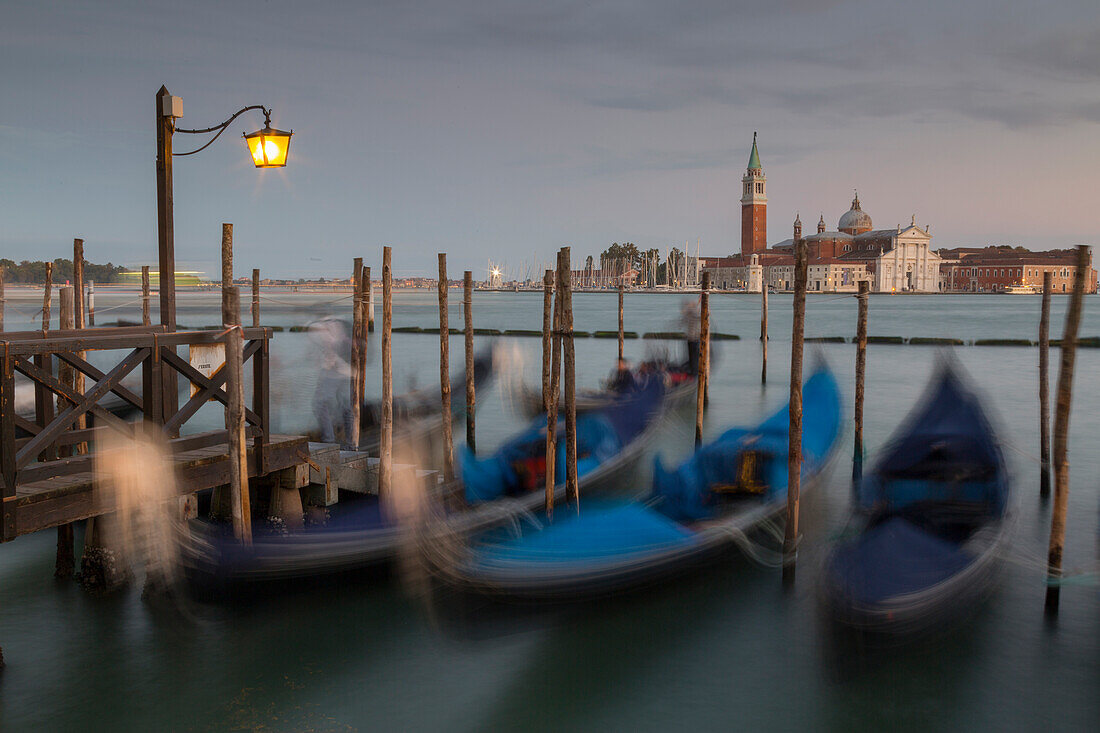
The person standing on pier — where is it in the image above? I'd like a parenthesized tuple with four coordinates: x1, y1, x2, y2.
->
(309, 318, 355, 445)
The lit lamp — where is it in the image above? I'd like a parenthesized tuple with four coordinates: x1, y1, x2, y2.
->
(244, 113, 293, 168)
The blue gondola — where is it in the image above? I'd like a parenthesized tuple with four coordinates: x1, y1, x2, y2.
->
(185, 369, 674, 589)
(434, 365, 841, 598)
(821, 363, 1011, 633)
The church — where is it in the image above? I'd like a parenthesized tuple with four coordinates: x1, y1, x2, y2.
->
(701, 136, 942, 293)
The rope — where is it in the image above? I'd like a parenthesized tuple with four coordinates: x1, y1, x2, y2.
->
(258, 293, 355, 306)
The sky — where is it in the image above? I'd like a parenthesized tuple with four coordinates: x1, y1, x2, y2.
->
(2, 0, 1099, 279)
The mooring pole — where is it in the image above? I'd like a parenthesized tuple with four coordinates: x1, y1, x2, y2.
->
(41, 262, 53, 331)
(464, 271, 476, 454)
(1045, 244, 1089, 617)
(0, 264, 4, 331)
(221, 224, 233, 325)
(367, 274, 375, 333)
(359, 263, 370, 425)
(73, 239, 85, 329)
(545, 253, 564, 519)
(349, 258, 363, 449)
(55, 287, 75, 578)
(695, 272, 711, 448)
(853, 280, 869, 483)
(251, 268, 261, 328)
(761, 278, 768, 384)
(141, 266, 151, 326)
(783, 238, 809, 586)
(224, 287, 251, 545)
(87, 280, 94, 326)
(541, 269, 553, 412)
(1039, 271, 1053, 498)
(438, 254, 454, 481)
(562, 248, 578, 509)
(618, 281, 625, 362)
(379, 246, 393, 501)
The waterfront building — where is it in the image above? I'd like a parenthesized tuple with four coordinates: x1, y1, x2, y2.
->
(704, 136, 941, 292)
(938, 247, 1098, 293)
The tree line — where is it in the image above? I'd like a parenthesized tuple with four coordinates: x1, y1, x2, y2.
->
(597, 242, 686, 286)
(0, 258, 127, 284)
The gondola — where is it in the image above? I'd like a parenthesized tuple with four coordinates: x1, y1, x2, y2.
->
(184, 368, 675, 589)
(820, 363, 1010, 634)
(431, 365, 840, 599)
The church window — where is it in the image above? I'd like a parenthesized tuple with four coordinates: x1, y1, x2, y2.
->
(755, 182, 764, 194)
(744, 182, 750, 196)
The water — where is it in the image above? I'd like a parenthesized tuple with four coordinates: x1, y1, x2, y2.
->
(2, 289, 1099, 730)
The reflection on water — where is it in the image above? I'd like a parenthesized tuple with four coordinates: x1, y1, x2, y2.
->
(1, 291, 1098, 730)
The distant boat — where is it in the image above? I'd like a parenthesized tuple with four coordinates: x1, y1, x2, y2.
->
(432, 366, 841, 599)
(1004, 285, 1039, 294)
(821, 363, 1011, 634)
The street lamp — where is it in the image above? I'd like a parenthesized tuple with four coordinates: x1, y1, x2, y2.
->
(154, 85, 293, 331)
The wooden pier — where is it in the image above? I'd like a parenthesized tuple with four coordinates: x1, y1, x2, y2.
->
(1, 323, 308, 542)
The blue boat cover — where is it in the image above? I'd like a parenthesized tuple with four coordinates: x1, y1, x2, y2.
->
(857, 367, 1006, 514)
(828, 516, 973, 605)
(652, 368, 841, 522)
(470, 501, 697, 568)
(460, 377, 666, 504)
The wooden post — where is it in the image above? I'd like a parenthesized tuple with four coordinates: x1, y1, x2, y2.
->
(73, 239, 84, 329)
(438, 254, 454, 481)
(42, 262, 53, 331)
(464, 271, 476, 454)
(783, 238, 809, 585)
(155, 86, 177, 332)
(141, 266, 151, 326)
(1039, 271, 1053, 498)
(0, 264, 4, 331)
(1045, 244, 1089, 616)
(695, 272, 711, 447)
(541, 269, 553, 412)
(379, 247, 393, 500)
(360, 264, 370, 424)
(87, 280, 94, 326)
(617, 282, 625, 361)
(545, 252, 564, 519)
(251, 268, 260, 327)
(367, 274, 375, 333)
(562, 248, 578, 508)
(224, 287, 251, 544)
(853, 281, 869, 483)
(55, 287, 75, 578)
(349, 258, 363, 448)
(220, 223, 233, 323)
(761, 279, 768, 384)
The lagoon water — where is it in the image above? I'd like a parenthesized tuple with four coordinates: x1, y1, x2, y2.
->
(1, 289, 1098, 730)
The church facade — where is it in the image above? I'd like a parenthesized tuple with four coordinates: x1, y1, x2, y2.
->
(704, 137, 942, 293)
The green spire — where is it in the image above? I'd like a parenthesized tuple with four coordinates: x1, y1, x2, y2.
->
(747, 131, 761, 171)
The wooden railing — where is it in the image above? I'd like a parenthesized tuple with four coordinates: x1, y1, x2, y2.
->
(0, 325, 271, 540)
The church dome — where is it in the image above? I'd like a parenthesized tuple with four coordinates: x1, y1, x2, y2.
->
(838, 193, 872, 234)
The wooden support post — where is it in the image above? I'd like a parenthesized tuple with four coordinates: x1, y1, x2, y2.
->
(464, 271, 476, 454)
(0, 263, 4, 331)
(349, 257, 363, 449)
(617, 282, 625, 361)
(1045, 245, 1089, 616)
(42, 262, 53, 331)
(783, 238, 809, 586)
(1039, 271, 1052, 498)
(761, 279, 768, 384)
(220, 223, 233, 323)
(55, 287, 75, 578)
(438, 254, 454, 481)
(87, 280, 94, 326)
(224, 287, 251, 544)
(379, 247, 393, 500)
(562, 248, 578, 509)
(367, 274, 375, 333)
(252, 268, 261, 328)
(545, 253, 564, 519)
(695, 272, 711, 448)
(360, 264, 370, 422)
(141, 266, 151, 326)
(541, 269, 553, 412)
(73, 239, 84, 330)
(853, 281, 869, 483)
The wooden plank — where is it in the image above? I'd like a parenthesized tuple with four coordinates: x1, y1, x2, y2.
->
(55, 351, 143, 409)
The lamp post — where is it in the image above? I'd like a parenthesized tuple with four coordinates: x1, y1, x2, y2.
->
(154, 85, 292, 331)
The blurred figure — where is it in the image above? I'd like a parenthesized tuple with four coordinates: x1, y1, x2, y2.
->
(679, 300, 701, 375)
(607, 357, 637, 393)
(309, 318, 354, 444)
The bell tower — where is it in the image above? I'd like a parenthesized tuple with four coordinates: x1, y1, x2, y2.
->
(741, 132, 767, 257)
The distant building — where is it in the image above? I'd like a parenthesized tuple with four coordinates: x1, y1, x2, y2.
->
(704, 136, 941, 292)
(938, 247, 1097, 293)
